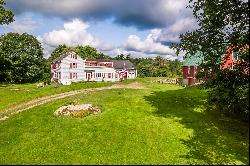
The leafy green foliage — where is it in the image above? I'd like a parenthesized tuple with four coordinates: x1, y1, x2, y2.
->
(0, 0, 14, 25)
(75, 45, 98, 59)
(47, 44, 72, 63)
(206, 65, 249, 120)
(48, 45, 111, 63)
(173, 0, 249, 120)
(131, 56, 182, 78)
(75, 45, 111, 59)
(0, 32, 46, 83)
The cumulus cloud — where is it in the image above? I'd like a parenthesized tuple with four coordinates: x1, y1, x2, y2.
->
(6, 0, 193, 30)
(42, 19, 94, 47)
(121, 29, 187, 60)
(39, 18, 185, 60)
(2, 16, 40, 33)
(38, 19, 114, 57)
(40, 19, 112, 51)
(151, 17, 199, 43)
(124, 31, 176, 55)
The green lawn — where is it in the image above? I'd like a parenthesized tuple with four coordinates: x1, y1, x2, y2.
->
(0, 80, 248, 164)
(0, 81, 113, 111)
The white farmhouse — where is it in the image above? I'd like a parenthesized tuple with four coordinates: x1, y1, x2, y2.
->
(51, 51, 137, 85)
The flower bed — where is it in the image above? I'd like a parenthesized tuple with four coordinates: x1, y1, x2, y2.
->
(54, 104, 101, 118)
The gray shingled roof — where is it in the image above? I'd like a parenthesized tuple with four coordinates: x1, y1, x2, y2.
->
(112, 60, 136, 69)
(86, 59, 136, 69)
(86, 59, 112, 62)
(52, 54, 68, 63)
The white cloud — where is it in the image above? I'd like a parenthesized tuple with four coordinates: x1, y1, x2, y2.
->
(40, 18, 114, 50)
(42, 19, 95, 47)
(121, 29, 187, 60)
(124, 32, 176, 55)
(39, 18, 185, 60)
(3, 17, 40, 33)
(153, 17, 199, 43)
(39, 19, 115, 58)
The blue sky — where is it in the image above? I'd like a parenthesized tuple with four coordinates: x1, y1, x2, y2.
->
(0, 0, 199, 60)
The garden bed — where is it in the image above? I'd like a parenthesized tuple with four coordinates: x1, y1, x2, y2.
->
(54, 104, 101, 118)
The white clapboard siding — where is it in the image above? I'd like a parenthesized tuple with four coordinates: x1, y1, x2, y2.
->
(51, 51, 137, 85)
(60, 53, 85, 83)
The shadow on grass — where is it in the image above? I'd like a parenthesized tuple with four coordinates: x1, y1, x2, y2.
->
(144, 87, 249, 164)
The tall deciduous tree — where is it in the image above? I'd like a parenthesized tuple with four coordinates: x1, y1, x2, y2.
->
(48, 44, 71, 63)
(75, 45, 99, 59)
(0, 0, 14, 25)
(174, 0, 249, 119)
(49, 45, 110, 62)
(0, 33, 46, 83)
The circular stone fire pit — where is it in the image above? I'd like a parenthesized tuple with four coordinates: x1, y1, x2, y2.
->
(54, 104, 101, 118)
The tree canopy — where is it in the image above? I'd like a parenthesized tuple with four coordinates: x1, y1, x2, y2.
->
(0, 0, 14, 25)
(48, 45, 111, 63)
(48, 44, 72, 63)
(128, 56, 182, 78)
(174, 0, 249, 120)
(175, 0, 248, 66)
(0, 33, 47, 83)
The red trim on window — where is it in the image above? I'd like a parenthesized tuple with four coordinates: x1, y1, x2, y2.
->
(76, 73, 77, 79)
(70, 63, 72, 69)
(76, 63, 77, 68)
(70, 73, 72, 79)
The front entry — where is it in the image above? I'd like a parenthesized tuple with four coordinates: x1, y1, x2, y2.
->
(188, 78, 193, 86)
(87, 73, 91, 81)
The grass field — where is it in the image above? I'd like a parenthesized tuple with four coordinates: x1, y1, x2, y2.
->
(0, 81, 113, 111)
(0, 79, 248, 164)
